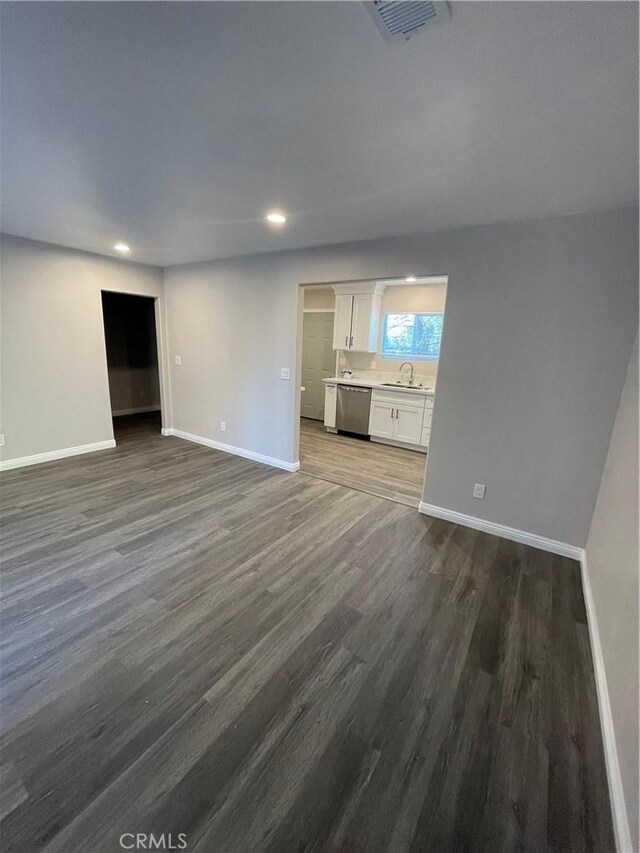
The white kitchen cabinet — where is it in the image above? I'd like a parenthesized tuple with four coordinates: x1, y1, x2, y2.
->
(369, 389, 426, 447)
(420, 400, 434, 447)
(350, 293, 379, 351)
(331, 284, 384, 352)
(369, 399, 395, 439)
(394, 404, 424, 445)
(323, 383, 337, 428)
(332, 295, 354, 351)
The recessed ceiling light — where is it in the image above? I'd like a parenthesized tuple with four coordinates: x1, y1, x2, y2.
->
(406, 276, 416, 283)
(265, 211, 286, 224)
(114, 243, 130, 253)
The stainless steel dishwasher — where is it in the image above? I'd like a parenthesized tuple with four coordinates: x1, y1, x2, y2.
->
(336, 384, 371, 436)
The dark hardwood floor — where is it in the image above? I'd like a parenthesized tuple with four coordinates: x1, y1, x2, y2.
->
(0, 413, 614, 852)
(299, 417, 426, 507)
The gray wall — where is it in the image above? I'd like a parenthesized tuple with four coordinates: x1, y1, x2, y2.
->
(0, 235, 165, 460)
(585, 335, 639, 849)
(163, 207, 638, 547)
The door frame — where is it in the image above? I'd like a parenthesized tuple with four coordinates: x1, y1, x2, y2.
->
(100, 289, 171, 441)
(294, 276, 450, 509)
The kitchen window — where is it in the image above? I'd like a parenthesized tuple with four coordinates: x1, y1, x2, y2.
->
(380, 312, 443, 360)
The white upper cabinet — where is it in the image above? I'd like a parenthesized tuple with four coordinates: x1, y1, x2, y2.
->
(331, 283, 385, 352)
(351, 293, 379, 351)
(333, 294, 354, 350)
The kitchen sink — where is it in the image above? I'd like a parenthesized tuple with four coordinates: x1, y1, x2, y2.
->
(381, 382, 421, 388)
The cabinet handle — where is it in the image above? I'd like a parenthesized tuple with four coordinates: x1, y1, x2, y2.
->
(345, 335, 348, 347)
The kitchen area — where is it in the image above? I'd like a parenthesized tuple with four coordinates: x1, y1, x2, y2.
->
(299, 276, 447, 507)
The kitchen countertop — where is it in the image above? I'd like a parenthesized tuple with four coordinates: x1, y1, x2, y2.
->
(323, 377, 435, 396)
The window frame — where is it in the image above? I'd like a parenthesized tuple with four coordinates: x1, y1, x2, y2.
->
(379, 311, 444, 361)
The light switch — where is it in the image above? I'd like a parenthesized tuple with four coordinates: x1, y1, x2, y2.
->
(473, 483, 486, 500)
(174, 355, 182, 366)
(280, 368, 290, 380)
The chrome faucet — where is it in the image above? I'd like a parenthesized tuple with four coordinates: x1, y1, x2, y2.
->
(399, 362, 415, 385)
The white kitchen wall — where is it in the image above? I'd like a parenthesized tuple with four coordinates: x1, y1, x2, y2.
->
(163, 207, 638, 547)
(0, 235, 166, 461)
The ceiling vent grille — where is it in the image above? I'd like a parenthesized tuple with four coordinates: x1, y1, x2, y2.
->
(366, 1, 450, 43)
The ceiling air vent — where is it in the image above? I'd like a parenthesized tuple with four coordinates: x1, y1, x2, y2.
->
(366, 1, 450, 43)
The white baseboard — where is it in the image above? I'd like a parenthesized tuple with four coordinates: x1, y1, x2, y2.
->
(418, 501, 582, 559)
(0, 439, 116, 472)
(161, 427, 173, 437)
(112, 406, 161, 417)
(580, 552, 633, 853)
(162, 428, 300, 473)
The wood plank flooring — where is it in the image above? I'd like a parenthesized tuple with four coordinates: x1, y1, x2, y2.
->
(0, 413, 614, 852)
(299, 417, 426, 507)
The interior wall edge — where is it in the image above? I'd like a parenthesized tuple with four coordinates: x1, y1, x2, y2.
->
(580, 551, 634, 853)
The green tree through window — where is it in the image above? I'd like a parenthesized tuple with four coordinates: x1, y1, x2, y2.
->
(381, 313, 443, 359)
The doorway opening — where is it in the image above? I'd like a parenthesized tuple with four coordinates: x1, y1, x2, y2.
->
(296, 276, 449, 508)
(101, 291, 162, 445)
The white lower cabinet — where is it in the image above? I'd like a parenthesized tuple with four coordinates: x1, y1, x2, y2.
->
(369, 400, 395, 439)
(327, 384, 435, 448)
(323, 383, 337, 428)
(369, 390, 428, 447)
(421, 401, 434, 448)
(394, 405, 424, 445)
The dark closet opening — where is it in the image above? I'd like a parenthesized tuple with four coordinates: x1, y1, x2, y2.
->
(101, 291, 161, 440)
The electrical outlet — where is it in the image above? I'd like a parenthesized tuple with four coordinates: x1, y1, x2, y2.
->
(0, 434, 5, 447)
(280, 367, 290, 380)
(220, 421, 226, 432)
(473, 483, 486, 500)
(174, 355, 182, 366)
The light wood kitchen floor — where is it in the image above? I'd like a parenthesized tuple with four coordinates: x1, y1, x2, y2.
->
(0, 414, 614, 852)
(299, 417, 427, 507)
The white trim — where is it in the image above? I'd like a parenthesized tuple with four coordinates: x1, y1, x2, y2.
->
(161, 427, 173, 437)
(418, 501, 582, 559)
(580, 551, 633, 853)
(302, 308, 335, 314)
(162, 428, 300, 472)
(112, 405, 161, 417)
(0, 439, 116, 471)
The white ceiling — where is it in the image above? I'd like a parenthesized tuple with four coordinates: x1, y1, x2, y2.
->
(1, 1, 637, 267)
